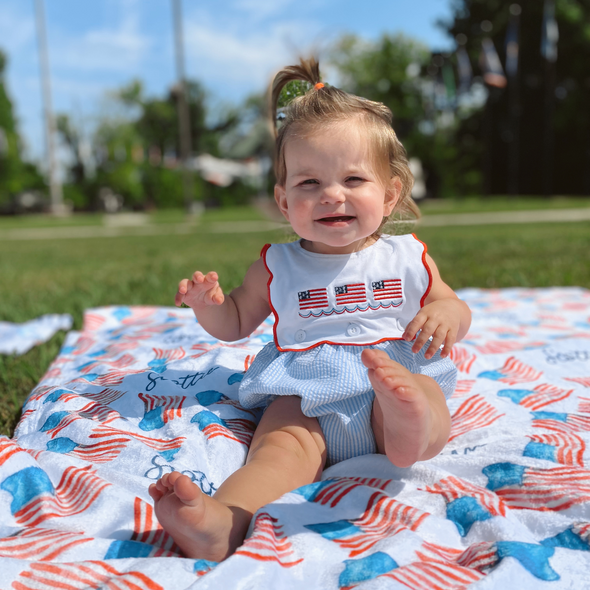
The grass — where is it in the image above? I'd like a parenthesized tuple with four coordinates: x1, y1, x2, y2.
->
(1, 196, 589, 231)
(0, 205, 270, 231)
(419, 195, 590, 215)
(1, 204, 589, 436)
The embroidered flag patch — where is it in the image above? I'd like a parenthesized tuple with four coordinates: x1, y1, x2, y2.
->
(335, 284, 367, 306)
(372, 279, 402, 301)
(298, 288, 329, 311)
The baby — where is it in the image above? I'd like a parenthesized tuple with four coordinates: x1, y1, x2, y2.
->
(149, 58, 472, 562)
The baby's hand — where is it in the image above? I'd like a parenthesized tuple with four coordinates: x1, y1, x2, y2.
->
(175, 271, 224, 309)
(403, 299, 463, 359)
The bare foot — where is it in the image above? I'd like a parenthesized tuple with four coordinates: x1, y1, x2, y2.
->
(362, 349, 436, 468)
(148, 472, 251, 561)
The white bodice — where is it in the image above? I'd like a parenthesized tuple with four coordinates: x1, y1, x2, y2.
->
(262, 234, 432, 351)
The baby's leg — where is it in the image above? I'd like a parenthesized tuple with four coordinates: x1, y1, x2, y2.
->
(362, 349, 451, 468)
(149, 396, 326, 562)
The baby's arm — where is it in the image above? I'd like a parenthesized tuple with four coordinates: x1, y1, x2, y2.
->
(403, 253, 471, 359)
(176, 258, 271, 342)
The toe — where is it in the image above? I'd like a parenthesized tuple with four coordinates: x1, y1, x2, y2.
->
(148, 483, 163, 501)
(361, 348, 387, 369)
(167, 471, 183, 486)
(160, 472, 173, 487)
(173, 474, 203, 505)
(154, 478, 169, 494)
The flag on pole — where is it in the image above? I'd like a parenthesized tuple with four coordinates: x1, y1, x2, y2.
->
(541, 0, 559, 62)
(480, 38, 507, 88)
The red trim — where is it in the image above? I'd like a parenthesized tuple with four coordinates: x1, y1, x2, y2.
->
(260, 244, 281, 347)
(275, 335, 405, 353)
(266, 236, 430, 352)
(412, 233, 432, 307)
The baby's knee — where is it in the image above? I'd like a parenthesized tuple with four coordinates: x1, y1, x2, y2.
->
(262, 425, 326, 469)
(250, 398, 327, 475)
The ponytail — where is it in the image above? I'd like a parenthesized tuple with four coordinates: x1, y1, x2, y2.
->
(270, 57, 321, 137)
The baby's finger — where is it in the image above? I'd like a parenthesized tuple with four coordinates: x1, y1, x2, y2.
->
(203, 283, 223, 305)
(177, 278, 190, 294)
(425, 328, 448, 359)
(403, 314, 426, 342)
(192, 271, 205, 283)
(412, 321, 436, 353)
(204, 271, 219, 284)
(211, 288, 225, 305)
(175, 279, 190, 306)
(440, 331, 457, 358)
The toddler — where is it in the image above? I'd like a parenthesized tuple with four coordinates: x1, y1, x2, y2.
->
(149, 58, 472, 562)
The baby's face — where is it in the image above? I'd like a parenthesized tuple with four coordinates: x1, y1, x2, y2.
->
(274, 121, 398, 255)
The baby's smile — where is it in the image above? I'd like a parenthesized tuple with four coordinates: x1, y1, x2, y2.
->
(316, 215, 356, 225)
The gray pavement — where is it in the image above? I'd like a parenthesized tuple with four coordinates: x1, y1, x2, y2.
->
(417, 207, 590, 227)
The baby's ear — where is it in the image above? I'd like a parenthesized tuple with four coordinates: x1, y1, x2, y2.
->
(383, 177, 402, 216)
(274, 184, 289, 220)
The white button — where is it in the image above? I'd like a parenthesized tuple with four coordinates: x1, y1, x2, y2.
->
(295, 329, 307, 342)
(346, 323, 361, 337)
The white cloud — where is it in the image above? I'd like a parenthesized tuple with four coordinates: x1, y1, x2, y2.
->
(182, 8, 329, 101)
(49, 1, 152, 74)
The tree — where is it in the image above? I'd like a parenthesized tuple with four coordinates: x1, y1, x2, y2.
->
(329, 33, 468, 198)
(331, 33, 430, 143)
(0, 50, 44, 208)
(442, 0, 590, 196)
(117, 79, 238, 159)
(56, 78, 243, 210)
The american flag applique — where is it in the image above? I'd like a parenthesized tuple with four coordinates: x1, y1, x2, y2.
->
(298, 288, 328, 311)
(335, 283, 366, 306)
(372, 279, 402, 301)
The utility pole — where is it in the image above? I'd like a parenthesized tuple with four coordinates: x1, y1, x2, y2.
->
(172, 0, 195, 214)
(34, 0, 66, 215)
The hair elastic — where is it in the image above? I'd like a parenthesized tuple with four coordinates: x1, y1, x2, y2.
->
(314, 82, 325, 90)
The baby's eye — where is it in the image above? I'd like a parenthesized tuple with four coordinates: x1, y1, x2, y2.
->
(300, 179, 319, 185)
(346, 176, 365, 183)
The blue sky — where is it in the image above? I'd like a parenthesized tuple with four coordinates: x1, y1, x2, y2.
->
(0, 0, 455, 162)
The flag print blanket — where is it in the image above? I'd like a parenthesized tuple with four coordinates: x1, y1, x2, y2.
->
(1, 287, 590, 589)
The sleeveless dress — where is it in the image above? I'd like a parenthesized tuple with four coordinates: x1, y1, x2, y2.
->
(238, 234, 457, 465)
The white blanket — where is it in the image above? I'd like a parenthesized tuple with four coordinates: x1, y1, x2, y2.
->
(1, 288, 590, 589)
(0, 314, 73, 355)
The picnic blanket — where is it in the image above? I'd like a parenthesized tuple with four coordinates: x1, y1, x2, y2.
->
(0, 314, 73, 355)
(1, 288, 590, 589)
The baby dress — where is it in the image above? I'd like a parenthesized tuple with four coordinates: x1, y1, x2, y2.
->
(239, 234, 457, 465)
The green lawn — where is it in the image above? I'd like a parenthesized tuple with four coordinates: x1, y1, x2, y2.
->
(1, 205, 589, 436)
(1, 196, 589, 231)
(418, 195, 590, 215)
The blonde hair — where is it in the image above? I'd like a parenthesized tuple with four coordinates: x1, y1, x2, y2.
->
(270, 57, 420, 225)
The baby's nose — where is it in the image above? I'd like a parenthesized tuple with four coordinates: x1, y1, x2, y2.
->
(320, 184, 345, 203)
